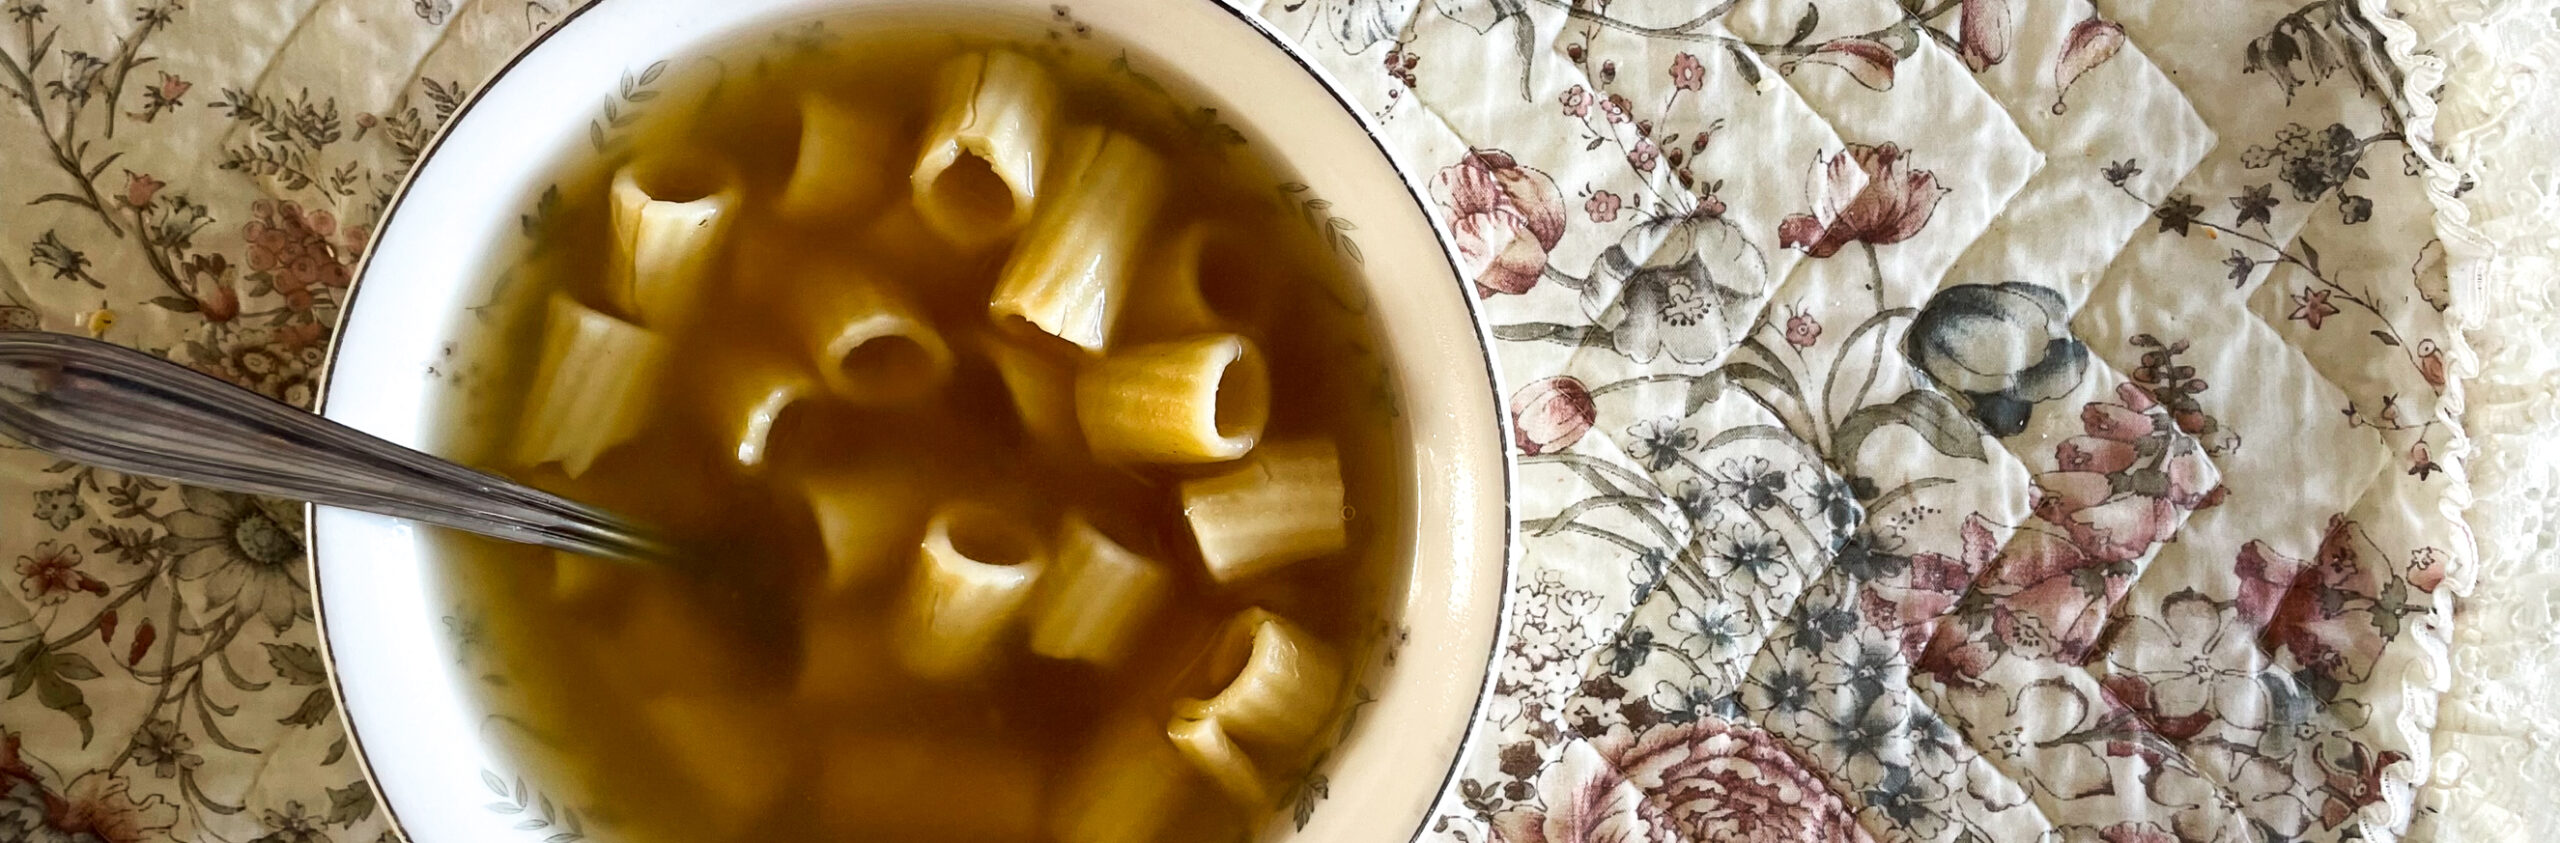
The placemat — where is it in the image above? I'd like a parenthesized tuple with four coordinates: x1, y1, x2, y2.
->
(0, 0, 2487, 841)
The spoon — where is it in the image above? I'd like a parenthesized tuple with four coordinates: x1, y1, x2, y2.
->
(0, 331, 676, 563)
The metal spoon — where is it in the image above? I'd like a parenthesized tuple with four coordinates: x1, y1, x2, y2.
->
(0, 331, 676, 563)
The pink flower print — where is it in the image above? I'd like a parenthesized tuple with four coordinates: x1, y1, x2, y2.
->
(2417, 338, 2446, 390)
(1511, 376, 1597, 455)
(1598, 93, 1631, 125)
(122, 171, 163, 209)
(2052, 17, 2127, 114)
(2059, 494, 2177, 564)
(16, 541, 105, 606)
(2095, 674, 2212, 743)
(1559, 84, 1591, 117)
(39, 770, 179, 843)
(1866, 515, 1998, 663)
(2316, 745, 2409, 830)
(1584, 189, 1621, 223)
(153, 72, 191, 103)
(1498, 721, 1874, 843)
(1627, 138, 1659, 173)
(1960, 0, 2013, 72)
(1783, 308, 1821, 348)
(2289, 287, 2339, 329)
(2233, 540, 2305, 631)
(2262, 515, 2386, 686)
(1668, 52, 1706, 91)
(1984, 525, 2118, 656)
(1430, 150, 1567, 298)
(2055, 435, 2137, 474)
(2079, 400, 2154, 441)
(245, 200, 353, 311)
(2161, 444, 2218, 509)
(1796, 38, 1897, 91)
(2408, 547, 2451, 593)
(1778, 143, 1948, 258)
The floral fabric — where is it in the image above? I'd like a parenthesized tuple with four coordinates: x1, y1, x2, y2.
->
(0, 0, 2469, 842)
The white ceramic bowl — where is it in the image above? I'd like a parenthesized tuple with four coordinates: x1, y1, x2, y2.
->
(310, 1, 1508, 841)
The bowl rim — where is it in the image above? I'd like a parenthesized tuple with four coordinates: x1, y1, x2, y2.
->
(305, 2, 1515, 841)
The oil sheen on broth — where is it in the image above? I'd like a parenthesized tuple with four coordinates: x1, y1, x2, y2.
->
(439, 14, 1405, 843)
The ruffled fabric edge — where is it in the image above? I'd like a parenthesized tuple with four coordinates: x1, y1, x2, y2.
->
(2353, 0, 2479, 838)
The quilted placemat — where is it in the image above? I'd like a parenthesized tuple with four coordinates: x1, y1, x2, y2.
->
(0, 0, 2484, 841)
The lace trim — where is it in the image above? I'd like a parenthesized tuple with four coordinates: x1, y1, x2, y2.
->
(2351, 0, 2489, 837)
(2387, 0, 2560, 837)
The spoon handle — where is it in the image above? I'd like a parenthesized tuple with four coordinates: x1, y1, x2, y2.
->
(0, 331, 674, 562)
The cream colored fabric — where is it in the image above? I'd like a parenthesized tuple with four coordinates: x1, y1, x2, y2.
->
(2392, 0, 2560, 838)
(0, 0, 2509, 840)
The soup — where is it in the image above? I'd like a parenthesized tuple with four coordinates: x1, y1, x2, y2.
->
(436, 14, 1406, 843)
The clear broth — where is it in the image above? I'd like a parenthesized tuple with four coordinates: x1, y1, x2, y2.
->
(434, 12, 1406, 843)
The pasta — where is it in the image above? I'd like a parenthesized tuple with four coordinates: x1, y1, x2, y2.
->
(465, 26, 1407, 843)
(1076, 333, 1268, 463)
(1176, 608, 1345, 750)
(988, 127, 1168, 351)
(1050, 714, 1194, 843)
(643, 695, 791, 824)
(512, 294, 669, 477)
(1118, 221, 1269, 340)
(1180, 439, 1349, 582)
(795, 609, 900, 706)
(822, 735, 1043, 839)
(846, 197, 952, 273)
(1028, 514, 1170, 665)
(893, 503, 1048, 680)
(787, 269, 952, 405)
(603, 581, 750, 695)
(1167, 714, 1266, 807)
(981, 331, 1082, 452)
(608, 157, 737, 327)
(779, 95, 902, 223)
(910, 50, 1059, 249)
(802, 468, 931, 590)
(698, 355, 814, 470)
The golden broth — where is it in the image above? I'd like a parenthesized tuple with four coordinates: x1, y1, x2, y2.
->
(434, 13, 1406, 843)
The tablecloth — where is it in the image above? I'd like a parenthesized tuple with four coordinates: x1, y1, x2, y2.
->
(0, 0, 2507, 841)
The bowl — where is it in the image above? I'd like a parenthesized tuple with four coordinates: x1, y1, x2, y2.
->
(309, 1, 1508, 841)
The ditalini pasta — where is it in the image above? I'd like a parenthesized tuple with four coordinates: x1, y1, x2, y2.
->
(1029, 514, 1169, 665)
(988, 127, 1168, 351)
(893, 503, 1048, 680)
(699, 356, 814, 471)
(1180, 439, 1349, 582)
(1049, 714, 1194, 843)
(469, 26, 1405, 843)
(512, 295, 669, 477)
(787, 270, 952, 405)
(779, 95, 902, 223)
(1176, 608, 1345, 750)
(1076, 333, 1268, 463)
(608, 157, 737, 327)
(910, 50, 1059, 249)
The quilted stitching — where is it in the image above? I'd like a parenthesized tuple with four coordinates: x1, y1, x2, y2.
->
(0, 0, 2466, 840)
(1250, 0, 2466, 840)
